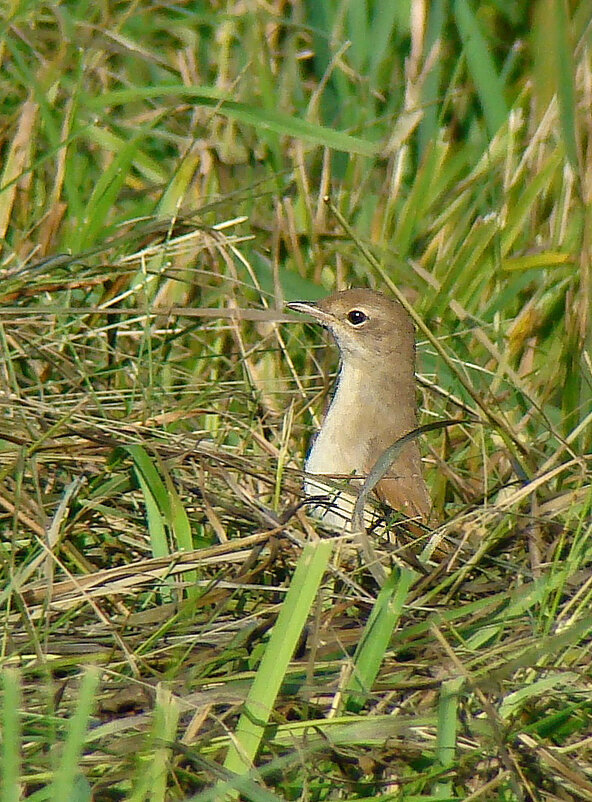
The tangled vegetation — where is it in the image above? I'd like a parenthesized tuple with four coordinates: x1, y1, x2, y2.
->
(1, 2, 591, 799)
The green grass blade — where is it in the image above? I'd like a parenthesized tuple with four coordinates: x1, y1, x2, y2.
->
(85, 86, 379, 155)
(500, 150, 563, 256)
(164, 471, 198, 600)
(499, 673, 578, 721)
(1, 669, 21, 802)
(347, 1, 369, 73)
(392, 139, 445, 258)
(135, 469, 169, 560)
(369, 4, 402, 84)
(50, 667, 99, 802)
(418, 0, 447, 158)
(150, 686, 180, 802)
(454, 0, 508, 138)
(86, 124, 167, 185)
(553, 0, 580, 170)
(126, 444, 194, 586)
(345, 566, 417, 713)
(156, 145, 203, 217)
(71, 131, 146, 251)
(125, 445, 172, 521)
(127, 445, 171, 560)
(434, 676, 464, 797)
(128, 686, 180, 802)
(221, 540, 333, 792)
(164, 472, 193, 554)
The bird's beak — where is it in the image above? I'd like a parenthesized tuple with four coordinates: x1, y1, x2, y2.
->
(286, 300, 333, 327)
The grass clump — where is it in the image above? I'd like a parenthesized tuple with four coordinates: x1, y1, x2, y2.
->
(1, 1, 591, 799)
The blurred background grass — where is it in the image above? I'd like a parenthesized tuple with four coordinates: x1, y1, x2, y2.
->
(1, 1, 592, 799)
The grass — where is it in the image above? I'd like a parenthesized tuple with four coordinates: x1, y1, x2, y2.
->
(1, 1, 592, 799)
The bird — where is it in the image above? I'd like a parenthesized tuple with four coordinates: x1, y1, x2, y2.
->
(287, 288, 431, 530)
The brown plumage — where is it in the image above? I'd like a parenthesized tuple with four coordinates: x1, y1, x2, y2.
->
(287, 289, 431, 528)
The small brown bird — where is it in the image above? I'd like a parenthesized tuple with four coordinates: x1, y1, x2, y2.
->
(287, 288, 431, 529)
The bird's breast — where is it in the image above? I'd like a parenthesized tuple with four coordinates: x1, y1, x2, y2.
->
(304, 372, 383, 478)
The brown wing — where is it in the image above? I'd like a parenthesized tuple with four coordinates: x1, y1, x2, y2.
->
(374, 441, 432, 523)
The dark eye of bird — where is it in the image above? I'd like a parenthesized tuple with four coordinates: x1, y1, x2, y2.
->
(347, 309, 368, 326)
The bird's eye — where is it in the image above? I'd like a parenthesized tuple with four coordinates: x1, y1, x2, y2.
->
(347, 309, 368, 326)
